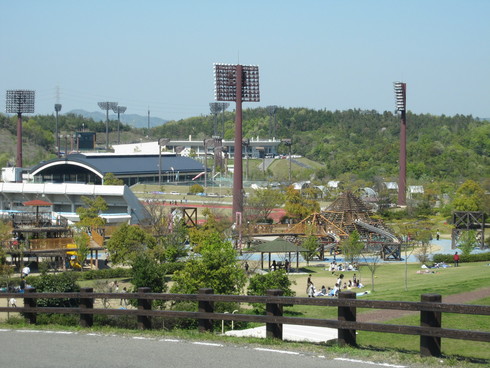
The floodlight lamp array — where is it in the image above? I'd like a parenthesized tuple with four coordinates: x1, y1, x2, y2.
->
(98, 101, 118, 111)
(113, 105, 127, 114)
(393, 82, 406, 113)
(209, 102, 222, 115)
(266, 105, 277, 115)
(6, 90, 35, 114)
(159, 138, 170, 146)
(54, 104, 62, 112)
(214, 63, 260, 102)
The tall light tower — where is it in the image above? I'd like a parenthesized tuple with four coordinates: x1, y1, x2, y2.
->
(158, 138, 170, 186)
(266, 105, 278, 138)
(113, 105, 127, 144)
(203, 138, 215, 189)
(6, 90, 35, 169)
(97, 101, 118, 150)
(219, 102, 230, 137)
(394, 82, 407, 206)
(214, 63, 260, 220)
(209, 102, 221, 136)
(54, 103, 62, 158)
(281, 138, 292, 183)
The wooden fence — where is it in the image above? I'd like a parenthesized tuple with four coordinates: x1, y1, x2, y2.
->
(1, 288, 488, 357)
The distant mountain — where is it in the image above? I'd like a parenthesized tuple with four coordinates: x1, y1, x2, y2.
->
(68, 109, 168, 129)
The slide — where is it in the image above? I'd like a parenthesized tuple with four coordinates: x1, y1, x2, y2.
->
(66, 244, 82, 269)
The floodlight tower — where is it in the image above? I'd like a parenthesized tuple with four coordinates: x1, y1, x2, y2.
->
(158, 138, 170, 186)
(113, 105, 127, 144)
(203, 138, 215, 189)
(54, 103, 62, 158)
(97, 101, 118, 150)
(214, 63, 260, 220)
(6, 90, 35, 169)
(266, 105, 278, 138)
(281, 139, 292, 183)
(219, 102, 230, 137)
(209, 102, 221, 136)
(394, 82, 407, 206)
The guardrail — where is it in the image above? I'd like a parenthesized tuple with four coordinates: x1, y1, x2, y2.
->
(1, 288, 488, 357)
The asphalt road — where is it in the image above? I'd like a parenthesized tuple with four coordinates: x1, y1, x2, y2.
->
(0, 329, 408, 368)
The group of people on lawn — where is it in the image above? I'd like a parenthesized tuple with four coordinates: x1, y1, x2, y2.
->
(306, 272, 364, 298)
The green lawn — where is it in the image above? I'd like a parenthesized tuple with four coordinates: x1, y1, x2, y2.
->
(283, 262, 490, 362)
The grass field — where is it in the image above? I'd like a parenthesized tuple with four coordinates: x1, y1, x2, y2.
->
(281, 261, 490, 362)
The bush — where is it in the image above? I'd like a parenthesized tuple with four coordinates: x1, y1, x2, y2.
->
(189, 184, 204, 194)
(247, 270, 296, 312)
(26, 272, 80, 308)
(75, 267, 132, 281)
(432, 252, 490, 264)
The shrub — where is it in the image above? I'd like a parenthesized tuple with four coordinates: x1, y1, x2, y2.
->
(26, 272, 80, 308)
(75, 267, 132, 281)
(432, 252, 490, 264)
(189, 184, 204, 194)
(247, 270, 296, 312)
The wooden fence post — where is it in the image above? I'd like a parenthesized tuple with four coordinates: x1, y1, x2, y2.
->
(198, 288, 214, 332)
(266, 289, 283, 339)
(79, 287, 93, 328)
(24, 287, 37, 325)
(420, 293, 442, 357)
(338, 290, 357, 346)
(137, 287, 152, 330)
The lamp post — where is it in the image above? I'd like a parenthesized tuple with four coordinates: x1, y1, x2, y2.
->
(281, 139, 292, 183)
(219, 102, 229, 137)
(214, 63, 260, 220)
(203, 138, 215, 189)
(394, 82, 407, 206)
(158, 138, 170, 186)
(266, 105, 278, 138)
(97, 101, 118, 150)
(54, 103, 62, 157)
(209, 102, 221, 137)
(113, 105, 126, 144)
(6, 90, 35, 169)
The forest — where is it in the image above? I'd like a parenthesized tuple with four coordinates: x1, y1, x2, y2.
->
(0, 107, 488, 185)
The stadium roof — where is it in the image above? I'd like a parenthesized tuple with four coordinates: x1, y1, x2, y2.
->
(30, 153, 205, 177)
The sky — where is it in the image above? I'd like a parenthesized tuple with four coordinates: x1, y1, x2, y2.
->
(1, 0, 489, 121)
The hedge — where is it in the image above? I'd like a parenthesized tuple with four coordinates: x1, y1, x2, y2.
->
(432, 251, 490, 264)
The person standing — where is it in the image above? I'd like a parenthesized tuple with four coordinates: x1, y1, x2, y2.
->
(453, 252, 460, 267)
(306, 274, 313, 294)
(436, 230, 440, 241)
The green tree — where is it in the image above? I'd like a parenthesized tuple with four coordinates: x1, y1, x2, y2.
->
(245, 187, 284, 223)
(131, 253, 167, 293)
(301, 236, 319, 266)
(76, 196, 108, 229)
(103, 172, 124, 185)
(452, 180, 485, 212)
(73, 231, 90, 271)
(284, 186, 320, 221)
(106, 224, 157, 265)
(171, 231, 246, 295)
(458, 230, 478, 257)
(339, 230, 364, 264)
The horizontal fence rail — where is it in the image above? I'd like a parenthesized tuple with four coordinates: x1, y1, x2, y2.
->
(1, 288, 489, 357)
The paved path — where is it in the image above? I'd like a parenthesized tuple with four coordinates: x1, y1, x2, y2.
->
(0, 329, 408, 368)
